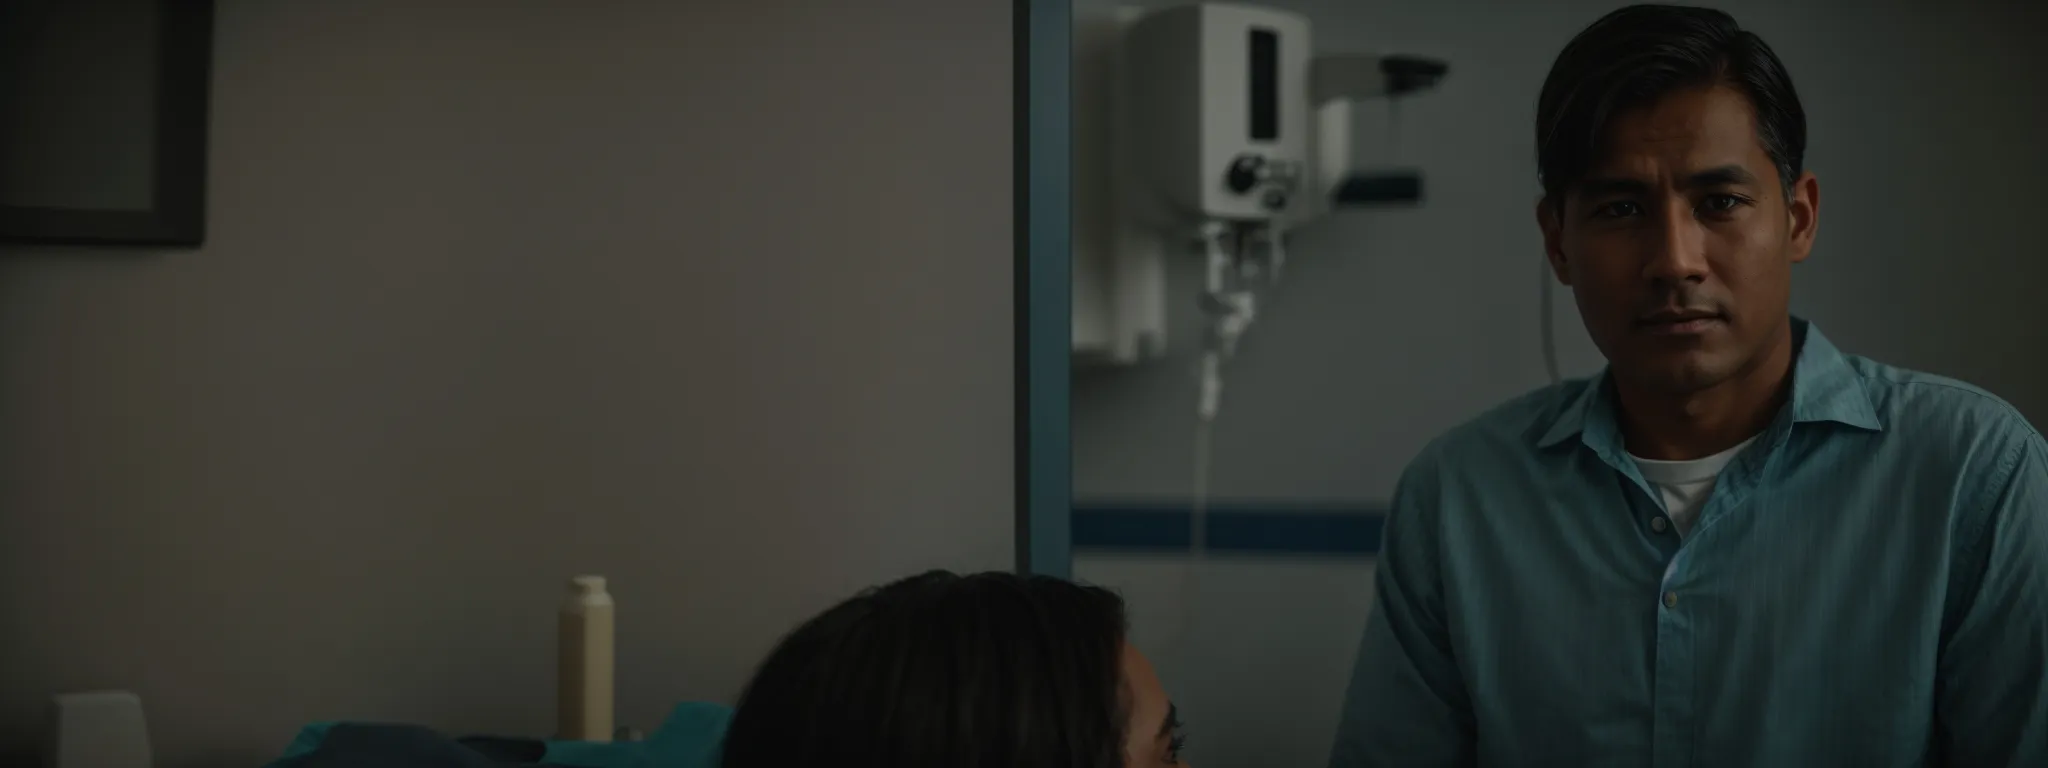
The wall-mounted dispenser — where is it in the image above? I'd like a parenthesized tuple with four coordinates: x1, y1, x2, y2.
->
(1072, 2, 1449, 424)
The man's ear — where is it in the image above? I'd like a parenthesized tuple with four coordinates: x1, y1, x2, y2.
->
(1786, 171, 1820, 264)
(1537, 196, 1571, 285)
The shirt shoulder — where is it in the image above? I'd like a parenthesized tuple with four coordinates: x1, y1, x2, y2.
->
(1848, 355, 2042, 449)
(1387, 382, 1590, 539)
(1842, 356, 2043, 530)
(1407, 379, 1590, 475)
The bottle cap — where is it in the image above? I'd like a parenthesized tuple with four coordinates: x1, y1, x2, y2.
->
(570, 575, 607, 594)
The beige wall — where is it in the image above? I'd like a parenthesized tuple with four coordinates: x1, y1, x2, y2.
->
(0, 2, 1015, 765)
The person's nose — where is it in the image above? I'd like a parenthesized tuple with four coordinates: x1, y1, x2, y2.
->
(1642, 201, 1709, 287)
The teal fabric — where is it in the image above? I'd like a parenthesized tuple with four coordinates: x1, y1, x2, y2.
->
(272, 722, 337, 764)
(544, 701, 731, 768)
(533, 739, 637, 768)
(1331, 319, 2048, 767)
(265, 702, 729, 768)
(632, 701, 730, 768)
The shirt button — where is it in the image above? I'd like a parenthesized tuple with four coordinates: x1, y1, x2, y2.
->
(1663, 591, 1679, 609)
(1651, 516, 1670, 534)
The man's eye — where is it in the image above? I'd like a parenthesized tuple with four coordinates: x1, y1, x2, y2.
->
(1702, 194, 1745, 212)
(1593, 201, 1642, 219)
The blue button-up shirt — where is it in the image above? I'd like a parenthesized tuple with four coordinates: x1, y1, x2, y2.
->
(1330, 319, 2048, 767)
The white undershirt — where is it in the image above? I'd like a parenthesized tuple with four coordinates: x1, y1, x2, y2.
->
(1629, 435, 1759, 537)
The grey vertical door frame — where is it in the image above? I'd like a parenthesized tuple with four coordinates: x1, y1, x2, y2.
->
(1015, 0, 1073, 578)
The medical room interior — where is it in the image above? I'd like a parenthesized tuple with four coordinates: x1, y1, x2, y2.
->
(0, 0, 2042, 766)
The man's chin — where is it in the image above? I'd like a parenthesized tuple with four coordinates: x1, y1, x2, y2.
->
(1619, 354, 1733, 396)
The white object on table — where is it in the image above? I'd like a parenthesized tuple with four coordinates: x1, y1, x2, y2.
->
(45, 690, 152, 768)
(558, 574, 616, 742)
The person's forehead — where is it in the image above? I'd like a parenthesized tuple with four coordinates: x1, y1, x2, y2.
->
(1593, 85, 1769, 175)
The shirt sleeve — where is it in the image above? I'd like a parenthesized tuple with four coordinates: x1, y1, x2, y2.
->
(1328, 447, 1476, 768)
(1937, 425, 2048, 764)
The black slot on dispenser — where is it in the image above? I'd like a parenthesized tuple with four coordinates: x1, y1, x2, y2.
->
(1248, 28, 1278, 142)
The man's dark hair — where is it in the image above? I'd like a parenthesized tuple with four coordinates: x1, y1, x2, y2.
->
(1536, 5, 1806, 209)
(721, 570, 1132, 768)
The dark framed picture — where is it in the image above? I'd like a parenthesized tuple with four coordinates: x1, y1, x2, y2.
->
(0, 0, 214, 247)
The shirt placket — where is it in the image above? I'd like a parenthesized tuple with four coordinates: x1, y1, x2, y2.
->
(1614, 461, 1697, 768)
(1621, 475, 1693, 768)
(1639, 437, 1768, 768)
(1652, 539, 1697, 768)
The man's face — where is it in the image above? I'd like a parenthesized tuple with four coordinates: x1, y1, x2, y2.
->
(1538, 85, 1819, 395)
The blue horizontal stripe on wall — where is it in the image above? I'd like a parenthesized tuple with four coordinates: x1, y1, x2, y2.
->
(1071, 501, 1388, 557)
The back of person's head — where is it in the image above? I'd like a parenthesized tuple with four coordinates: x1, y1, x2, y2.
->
(720, 570, 1133, 768)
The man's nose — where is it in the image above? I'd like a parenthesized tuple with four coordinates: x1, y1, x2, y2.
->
(1643, 204, 1710, 285)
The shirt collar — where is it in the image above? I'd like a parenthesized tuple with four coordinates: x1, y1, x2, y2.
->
(1535, 317, 1882, 452)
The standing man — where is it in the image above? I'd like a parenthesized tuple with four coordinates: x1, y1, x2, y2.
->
(1330, 5, 2047, 766)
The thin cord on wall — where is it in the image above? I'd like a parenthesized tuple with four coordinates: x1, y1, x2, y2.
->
(1388, 97, 1400, 158)
(1165, 378, 1216, 673)
(1190, 417, 1211, 554)
(1541, 258, 1562, 385)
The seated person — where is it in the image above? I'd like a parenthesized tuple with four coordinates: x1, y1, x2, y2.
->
(720, 570, 1191, 767)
